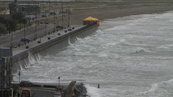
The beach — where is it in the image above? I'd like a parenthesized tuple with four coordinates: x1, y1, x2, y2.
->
(1, 1, 173, 25)
(70, 3, 173, 24)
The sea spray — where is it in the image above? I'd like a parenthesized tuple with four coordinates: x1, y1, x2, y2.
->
(85, 85, 101, 97)
(13, 52, 41, 81)
(28, 52, 41, 65)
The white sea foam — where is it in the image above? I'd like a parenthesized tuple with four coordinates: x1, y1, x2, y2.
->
(14, 11, 173, 97)
(85, 85, 101, 97)
(134, 47, 151, 53)
(137, 78, 173, 97)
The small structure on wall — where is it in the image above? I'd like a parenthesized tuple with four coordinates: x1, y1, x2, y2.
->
(83, 16, 100, 26)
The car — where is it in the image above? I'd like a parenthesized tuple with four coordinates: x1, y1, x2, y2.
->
(49, 12, 56, 15)
(56, 26, 63, 29)
(20, 81, 33, 87)
(20, 37, 31, 43)
(54, 92, 61, 97)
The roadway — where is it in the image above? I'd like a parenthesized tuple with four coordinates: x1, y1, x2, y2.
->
(12, 25, 83, 56)
(0, 24, 55, 48)
(0, 13, 70, 48)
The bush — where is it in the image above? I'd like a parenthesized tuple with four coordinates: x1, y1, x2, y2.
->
(0, 16, 6, 24)
(0, 16, 17, 31)
(12, 12, 27, 24)
(5, 18, 17, 31)
(0, 23, 7, 34)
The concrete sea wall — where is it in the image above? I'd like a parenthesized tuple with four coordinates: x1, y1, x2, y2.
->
(12, 24, 98, 71)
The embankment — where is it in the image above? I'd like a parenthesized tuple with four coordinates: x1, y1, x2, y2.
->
(12, 24, 98, 72)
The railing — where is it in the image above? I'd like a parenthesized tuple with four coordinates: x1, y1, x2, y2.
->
(0, 88, 13, 97)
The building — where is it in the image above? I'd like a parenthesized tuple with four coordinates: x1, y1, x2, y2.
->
(0, 48, 13, 97)
(9, 0, 40, 15)
(0, 48, 12, 89)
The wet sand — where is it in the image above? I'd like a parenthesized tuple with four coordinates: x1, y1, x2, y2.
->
(70, 4, 173, 24)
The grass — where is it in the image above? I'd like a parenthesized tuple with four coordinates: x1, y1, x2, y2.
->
(16, 23, 31, 31)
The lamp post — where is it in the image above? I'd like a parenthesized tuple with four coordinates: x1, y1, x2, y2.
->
(58, 76, 60, 87)
(18, 70, 21, 83)
(67, 7, 71, 27)
(61, 0, 64, 29)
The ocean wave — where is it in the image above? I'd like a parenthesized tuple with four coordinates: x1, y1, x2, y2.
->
(138, 78, 173, 97)
(85, 84, 101, 97)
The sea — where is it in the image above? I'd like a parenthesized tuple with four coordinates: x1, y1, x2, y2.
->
(14, 11, 173, 97)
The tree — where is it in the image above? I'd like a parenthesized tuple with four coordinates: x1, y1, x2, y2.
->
(0, 16, 6, 24)
(0, 16, 17, 31)
(12, 12, 27, 24)
(5, 18, 17, 31)
(0, 23, 7, 34)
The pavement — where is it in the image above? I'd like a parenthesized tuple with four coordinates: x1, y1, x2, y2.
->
(31, 88, 55, 97)
(12, 25, 84, 56)
(0, 20, 84, 56)
(0, 24, 55, 48)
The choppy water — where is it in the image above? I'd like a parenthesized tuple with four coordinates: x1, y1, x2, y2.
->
(14, 11, 173, 97)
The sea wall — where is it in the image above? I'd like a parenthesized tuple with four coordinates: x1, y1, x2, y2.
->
(12, 24, 98, 67)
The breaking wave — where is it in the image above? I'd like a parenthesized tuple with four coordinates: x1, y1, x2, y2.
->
(85, 85, 101, 97)
(14, 11, 173, 97)
(138, 78, 173, 97)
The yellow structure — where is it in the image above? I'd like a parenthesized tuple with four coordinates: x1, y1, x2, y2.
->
(83, 16, 100, 22)
(83, 16, 100, 25)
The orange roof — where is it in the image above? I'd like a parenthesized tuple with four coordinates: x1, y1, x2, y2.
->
(83, 16, 100, 22)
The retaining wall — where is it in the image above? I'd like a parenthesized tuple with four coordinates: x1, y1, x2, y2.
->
(12, 24, 98, 65)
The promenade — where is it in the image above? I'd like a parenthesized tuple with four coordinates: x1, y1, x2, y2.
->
(12, 25, 84, 56)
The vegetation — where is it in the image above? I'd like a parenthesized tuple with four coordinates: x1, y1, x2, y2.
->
(16, 23, 31, 30)
(0, 23, 7, 34)
(0, 12, 28, 35)
(12, 12, 27, 24)
(0, 17, 16, 35)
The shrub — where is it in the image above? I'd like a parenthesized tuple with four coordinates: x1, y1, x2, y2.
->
(0, 23, 7, 34)
(12, 12, 27, 24)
